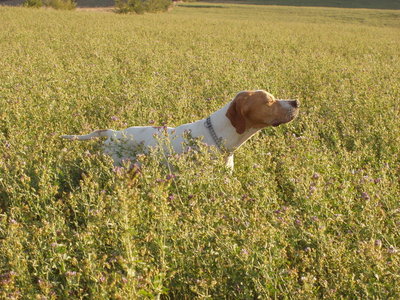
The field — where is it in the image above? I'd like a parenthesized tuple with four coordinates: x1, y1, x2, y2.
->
(1, 1, 400, 298)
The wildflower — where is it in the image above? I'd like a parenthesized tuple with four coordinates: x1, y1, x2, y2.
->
(374, 178, 382, 184)
(312, 172, 320, 180)
(166, 174, 176, 180)
(65, 271, 77, 277)
(110, 116, 119, 121)
(0, 271, 16, 285)
(241, 249, 249, 256)
(374, 240, 382, 248)
(362, 175, 370, 181)
(148, 120, 155, 124)
(361, 192, 370, 200)
(168, 194, 175, 201)
(388, 246, 398, 254)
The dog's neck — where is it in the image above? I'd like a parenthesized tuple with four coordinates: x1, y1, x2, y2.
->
(206, 101, 260, 153)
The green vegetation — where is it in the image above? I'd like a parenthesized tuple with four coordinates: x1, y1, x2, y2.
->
(23, 0, 77, 10)
(115, 0, 172, 14)
(1, 2, 399, 298)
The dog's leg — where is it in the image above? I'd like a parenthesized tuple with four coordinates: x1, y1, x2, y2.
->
(61, 129, 115, 140)
(225, 153, 234, 173)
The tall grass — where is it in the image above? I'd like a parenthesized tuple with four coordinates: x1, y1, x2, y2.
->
(0, 3, 399, 298)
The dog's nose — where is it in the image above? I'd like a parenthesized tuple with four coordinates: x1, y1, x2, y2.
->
(290, 100, 300, 108)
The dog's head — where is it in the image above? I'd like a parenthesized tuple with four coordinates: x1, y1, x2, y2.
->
(226, 90, 299, 134)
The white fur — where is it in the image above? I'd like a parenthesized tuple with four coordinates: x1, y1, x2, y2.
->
(61, 101, 259, 170)
(61, 91, 299, 170)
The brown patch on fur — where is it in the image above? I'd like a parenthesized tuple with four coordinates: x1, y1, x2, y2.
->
(226, 90, 296, 134)
(226, 91, 249, 134)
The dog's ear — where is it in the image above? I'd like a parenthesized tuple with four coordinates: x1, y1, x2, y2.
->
(226, 91, 249, 134)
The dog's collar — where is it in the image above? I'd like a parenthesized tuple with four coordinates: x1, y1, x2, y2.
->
(205, 116, 225, 152)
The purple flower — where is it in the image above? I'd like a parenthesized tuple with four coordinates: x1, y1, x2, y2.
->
(312, 172, 320, 180)
(166, 174, 176, 180)
(110, 116, 119, 121)
(361, 192, 370, 200)
(65, 271, 77, 277)
(374, 178, 382, 184)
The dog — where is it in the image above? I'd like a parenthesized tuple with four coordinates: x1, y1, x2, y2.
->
(61, 90, 299, 170)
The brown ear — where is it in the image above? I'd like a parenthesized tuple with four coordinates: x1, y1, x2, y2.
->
(226, 92, 249, 134)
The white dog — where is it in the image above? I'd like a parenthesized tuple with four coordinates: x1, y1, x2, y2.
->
(61, 90, 299, 170)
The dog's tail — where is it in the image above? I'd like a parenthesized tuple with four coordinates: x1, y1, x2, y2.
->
(60, 129, 115, 141)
